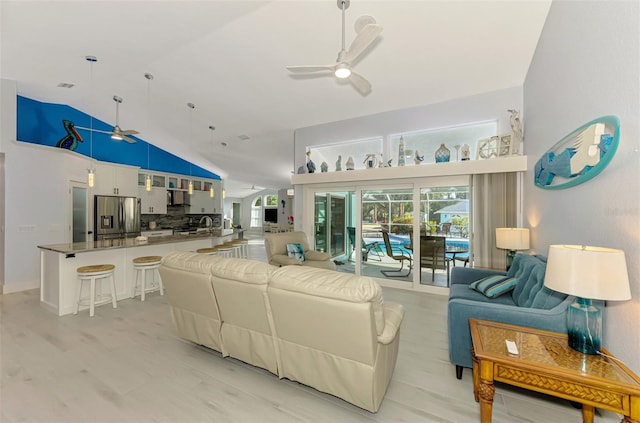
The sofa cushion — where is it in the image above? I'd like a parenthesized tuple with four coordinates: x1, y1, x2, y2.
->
(470, 275, 518, 298)
(508, 253, 566, 309)
(286, 243, 305, 262)
(209, 256, 275, 285)
(271, 265, 385, 335)
(449, 283, 517, 306)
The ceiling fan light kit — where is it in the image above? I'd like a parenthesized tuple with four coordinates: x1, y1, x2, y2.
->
(286, 0, 382, 95)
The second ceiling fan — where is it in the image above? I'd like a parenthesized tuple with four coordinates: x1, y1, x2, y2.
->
(77, 95, 139, 143)
(286, 0, 382, 95)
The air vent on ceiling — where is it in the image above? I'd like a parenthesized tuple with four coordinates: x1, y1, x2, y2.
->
(57, 82, 75, 88)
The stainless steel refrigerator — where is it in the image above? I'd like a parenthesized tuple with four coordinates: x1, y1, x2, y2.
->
(94, 195, 141, 240)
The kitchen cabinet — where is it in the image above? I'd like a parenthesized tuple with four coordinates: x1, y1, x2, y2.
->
(187, 191, 214, 214)
(93, 162, 138, 197)
(137, 173, 166, 188)
(138, 186, 167, 215)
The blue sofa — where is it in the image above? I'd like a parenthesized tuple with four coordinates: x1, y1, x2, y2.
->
(447, 253, 576, 379)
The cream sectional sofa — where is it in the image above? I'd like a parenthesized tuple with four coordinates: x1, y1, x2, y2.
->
(159, 251, 405, 413)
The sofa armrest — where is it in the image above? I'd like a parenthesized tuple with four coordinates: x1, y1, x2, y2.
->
(450, 267, 506, 286)
(447, 295, 572, 369)
(270, 254, 303, 266)
(377, 302, 405, 345)
(304, 250, 332, 261)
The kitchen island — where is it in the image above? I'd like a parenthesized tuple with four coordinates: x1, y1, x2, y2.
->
(38, 229, 244, 316)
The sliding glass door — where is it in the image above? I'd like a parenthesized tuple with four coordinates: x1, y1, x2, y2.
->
(314, 192, 352, 258)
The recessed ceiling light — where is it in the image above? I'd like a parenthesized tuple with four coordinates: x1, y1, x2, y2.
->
(57, 83, 75, 88)
(237, 134, 250, 141)
(221, 142, 228, 147)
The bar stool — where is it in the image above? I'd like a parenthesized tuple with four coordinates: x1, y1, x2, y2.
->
(215, 244, 234, 258)
(223, 241, 242, 258)
(196, 247, 218, 256)
(75, 264, 117, 317)
(230, 239, 249, 259)
(132, 256, 163, 301)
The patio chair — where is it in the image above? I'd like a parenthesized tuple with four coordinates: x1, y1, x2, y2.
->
(440, 222, 452, 236)
(420, 235, 450, 285)
(347, 227, 383, 262)
(380, 230, 412, 277)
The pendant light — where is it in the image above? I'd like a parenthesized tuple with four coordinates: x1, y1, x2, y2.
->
(187, 102, 195, 195)
(86, 55, 97, 187)
(144, 73, 154, 191)
(209, 125, 215, 198)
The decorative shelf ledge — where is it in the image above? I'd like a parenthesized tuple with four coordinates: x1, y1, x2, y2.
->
(291, 155, 527, 185)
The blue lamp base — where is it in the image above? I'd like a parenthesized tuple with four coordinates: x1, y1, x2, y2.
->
(567, 297, 602, 355)
(506, 250, 517, 271)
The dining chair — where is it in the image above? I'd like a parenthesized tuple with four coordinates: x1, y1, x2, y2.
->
(420, 235, 450, 285)
(380, 230, 412, 277)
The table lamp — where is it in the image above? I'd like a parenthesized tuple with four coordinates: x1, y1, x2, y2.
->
(543, 245, 631, 355)
(495, 228, 530, 270)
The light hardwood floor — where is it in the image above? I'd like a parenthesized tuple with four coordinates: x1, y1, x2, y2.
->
(1, 234, 620, 422)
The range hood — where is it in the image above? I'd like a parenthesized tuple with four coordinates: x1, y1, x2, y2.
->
(167, 190, 190, 206)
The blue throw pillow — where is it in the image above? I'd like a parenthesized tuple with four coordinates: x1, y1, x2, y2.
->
(286, 243, 305, 262)
(469, 275, 518, 298)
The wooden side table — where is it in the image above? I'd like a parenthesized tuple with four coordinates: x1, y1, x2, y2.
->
(469, 319, 640, 423)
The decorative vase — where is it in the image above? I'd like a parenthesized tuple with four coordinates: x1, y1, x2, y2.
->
(345, 156, 355, 170)
(435, 144, 451, 163)
(320, 161, 328, 172)
(336, 155, 342, 171)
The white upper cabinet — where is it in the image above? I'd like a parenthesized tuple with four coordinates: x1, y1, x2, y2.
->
(92, 162, 138, 197)
(138, 186, 167, 215)
(186, 179, 221, 214)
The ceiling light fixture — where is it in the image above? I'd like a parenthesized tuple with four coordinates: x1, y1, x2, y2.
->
(334, 63, 351, 79)
(187, 102, 195, 195)
(209, 125, 215, 198)
(86, 55, 97, 188)
(144, 73, 154, 191)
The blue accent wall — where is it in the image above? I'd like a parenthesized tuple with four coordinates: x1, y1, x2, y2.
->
(17, 96, 220, 180)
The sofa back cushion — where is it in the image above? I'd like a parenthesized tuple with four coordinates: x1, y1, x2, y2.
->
(509, 254, 567, 309)
(159, 251, 224, 351)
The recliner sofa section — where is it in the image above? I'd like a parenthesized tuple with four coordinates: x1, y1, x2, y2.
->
(159, 251, 404, 412)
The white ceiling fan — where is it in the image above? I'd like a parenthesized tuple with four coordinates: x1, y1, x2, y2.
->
(77, 95, 139, 143)
(286, 0, 382, 95)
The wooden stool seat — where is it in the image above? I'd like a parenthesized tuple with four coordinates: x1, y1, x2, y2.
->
(132, 256, 162, 265)
(196, 247, 218, 255)
(75, 264, 117, 317)
(77, 264, 115, 273)
(132, 256, 163, 301)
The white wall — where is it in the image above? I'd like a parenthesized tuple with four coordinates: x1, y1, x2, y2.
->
(293, 87, 524, 226)
(1, 78, 108, 292)
(524, 1, 640, 372)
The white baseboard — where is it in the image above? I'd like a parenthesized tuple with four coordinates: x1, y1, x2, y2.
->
(1, 280, 39, 294)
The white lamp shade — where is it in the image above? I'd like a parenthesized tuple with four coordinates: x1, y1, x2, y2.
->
(544, 245, 631, 301)
(495, 228, 530, 250)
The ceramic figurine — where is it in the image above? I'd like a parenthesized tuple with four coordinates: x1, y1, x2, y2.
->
(297, 165, 306, 174)
(387, 159, 393, 167)
(378, 154, 387, 167)
(414, 150, 424, 164)
(336, 155, 342, 171)
(346, 156, 355, 170)
(320, 161, 328, 172)
(398, 136, 405, 166)
(508, 109, 523, 154)
(306, 150, 316, 173)
(461, 144, 471, 161)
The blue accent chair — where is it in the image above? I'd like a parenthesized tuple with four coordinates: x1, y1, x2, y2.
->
(447, 253, 596, 379)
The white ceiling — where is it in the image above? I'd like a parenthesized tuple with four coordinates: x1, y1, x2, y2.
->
(1, 0, 551, 199)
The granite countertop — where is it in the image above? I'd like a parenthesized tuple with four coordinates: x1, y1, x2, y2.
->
(38, 229, 244, 254)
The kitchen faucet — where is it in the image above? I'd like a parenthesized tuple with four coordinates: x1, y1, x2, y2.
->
(199, 215, 213, 229)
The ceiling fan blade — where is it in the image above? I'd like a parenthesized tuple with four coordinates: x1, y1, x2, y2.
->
(75, 126, 112, 135)
(122, 135, 137, 144)
(120, 129, 139, 135)
(343, 23, 382, 64)
(349, 71, 372, 95)
(286, 64, 336, 74)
